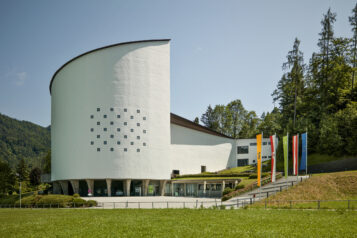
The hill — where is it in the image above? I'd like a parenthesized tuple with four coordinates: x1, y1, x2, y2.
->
(0, 113, 50, 168)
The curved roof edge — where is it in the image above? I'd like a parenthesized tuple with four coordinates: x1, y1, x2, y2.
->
(49, 39, 171, 94)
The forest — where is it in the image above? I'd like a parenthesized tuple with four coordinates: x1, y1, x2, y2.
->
(200, 6, 357, 157)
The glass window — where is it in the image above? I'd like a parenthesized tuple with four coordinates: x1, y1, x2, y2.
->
(268, 156, 272, 158)
(124, 148, 127, 152)
(237, 146, 249, 154)
(143, 130, 146, 134)
(91, 141, 94, 145)
(253, 160, 256, 163)
(90, 128, 94, 132)
(250, 143, 257, 146)
(104, 141, 107, 145)
(124, 108, 127, 112)
(97, 135, 100, 138)
(263, 142, 267, 145)
(130, 129, 134, 132)
(117, 115, 120, 118)
(137, 149, 140, 152)
(110, 121, 114, 125)
(97, 122, 100, 125)
(103, 128, 107, 131)
(262, 156, 267, 159)
(124, 122, 127, 126)
(143, 142, 146, 146)
(237, 159, 249, 167)
(110, 134, 114, 138)
(137, 136, 140, 140)
(97, 148, 100, 151)
(97, 108, 100, 112)
(110, 148, 114, 151)
(268, 142, 271, 145)
(110, 108, 114, 111)
(124, 135, 127, 139)
(103, 115, 107, 118)
(137, 109, 140, 113)
(117, 141, 120, 145)
(90, 115, 94, 119)
(143, 116, 146, 120)
(130, 116, 134, 119)
(117, 128, 120, 132)
(137, 123, 140, 127)
(130, 142, 134, 145)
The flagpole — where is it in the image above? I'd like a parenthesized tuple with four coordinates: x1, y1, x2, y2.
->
(287, 132, 289, 178)
(306, 129, 308, 175)
(259, 132, 263, 201)
(297, 134, 299, 182)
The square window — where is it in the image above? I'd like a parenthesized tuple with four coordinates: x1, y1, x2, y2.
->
(143, 116, 146, 120)
(110, 121, 114, 125)
(124, 108, 127, 112)
(90, 115, 94, 119)
(110, 134, 114, 138)
(137, 136, 140, 140)
(124, 122, 127, 126)
(137, 149, 140, 152)
(103, 128, 107, 131)
(130, 116, 134, 119)
(124, 135, 127, 139)
(104, 115, 107, 118)
(110, 108, 114, 111)
(97, 135, 100, 138)
(143, 130, 146, 134)
(97, 122, 100, 125)
(97, 108, 100, 112)
(110, 148, 114, 151)
(117, 141, 120, 145)
(124, 148, 127, 152)
(117, 128, 120, 132)
(130, 129, 134, 132)
(130, 142, 134, 145)
(91, 141, 94, 145)
(97, 148, 100, 151)
(143, 142, 146, 146)
(137, 123, 140, 127)
(90, 128, 94, 132)
(137, 109, 140, 113)
(117, 115, 120, 118)
(104, 141, 107, 145)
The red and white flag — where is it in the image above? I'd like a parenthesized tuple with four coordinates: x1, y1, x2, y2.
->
(292, 135, 299, 176)
(270, 135, 277, 182)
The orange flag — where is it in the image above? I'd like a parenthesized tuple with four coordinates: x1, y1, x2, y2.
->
(256, 134, 262, 187)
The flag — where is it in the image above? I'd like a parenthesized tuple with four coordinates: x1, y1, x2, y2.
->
(270, 134, 277, 182)
(292, 134, 299, 176)
(256, 134, 262, 187)
(283, 135, 288, 178)
(299, 133, 307, 171)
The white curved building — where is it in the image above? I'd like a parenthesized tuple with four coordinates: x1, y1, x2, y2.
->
(50, 40, 258, 197)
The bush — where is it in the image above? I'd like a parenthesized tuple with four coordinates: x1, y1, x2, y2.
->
(86, 200, 97, 207)
(222, 187, 233, 196)
(73, 193, 80, 198)
(234, 184, 245, 190)
(72, 198, 86, 207)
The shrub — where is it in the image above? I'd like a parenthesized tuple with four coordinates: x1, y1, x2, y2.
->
(86, 200, 97, 207)
(219, 205, 226, 210)
(72, 198, 86, 207)
(222, 187, 233, 196)
(73, 193, 80, 198)
(249, 174, 257, 179)
(234, 184, 245, 190)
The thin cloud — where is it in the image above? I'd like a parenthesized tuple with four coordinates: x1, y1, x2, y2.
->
(1, 69, 27, 86)
(15, 72, 27, 86)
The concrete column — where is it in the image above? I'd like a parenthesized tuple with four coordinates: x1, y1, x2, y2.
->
(86, 179, 94, 196)
(59, 181, 68, 195)
(53, 181, 61, 194)
(106, 179, 112, 197)
(142, 179, 150, 196)
(124, 179, 131, 196)
(222, 180, 226, 192)
(171, 183, 174, 196)
(183, 183, 187, 196)
(235, 180, 238, 188)
(203, 181, 207, 194)
(160, 180, 167, 196)
(70, 180, 79, 194)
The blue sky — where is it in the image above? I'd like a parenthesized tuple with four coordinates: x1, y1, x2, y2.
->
(0, 0, 355, 127)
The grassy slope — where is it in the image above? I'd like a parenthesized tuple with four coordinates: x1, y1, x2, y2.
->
(0, 209, 356, 237)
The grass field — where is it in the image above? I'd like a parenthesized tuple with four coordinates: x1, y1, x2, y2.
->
(0, 209, 356, 237)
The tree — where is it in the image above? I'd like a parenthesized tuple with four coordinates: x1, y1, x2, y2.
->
(0, 160, 15, 194)
(201, 105, 216, 129)
(42, 150, 51, 174)
(29, 167, 42, 186)
(16, 158, 29, 181)
(349, 3, 357, 98)
(193, 117, 199, 124)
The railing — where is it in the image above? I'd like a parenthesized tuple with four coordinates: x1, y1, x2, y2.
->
(253, 199, 357, 210)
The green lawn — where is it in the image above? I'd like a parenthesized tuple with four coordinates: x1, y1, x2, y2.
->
(0, 209, 356, 237)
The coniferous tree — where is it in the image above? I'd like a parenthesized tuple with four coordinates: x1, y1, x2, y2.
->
(29, 167, 41, 186)
(16, 158, 29, 182)
(193, 117, 199, 124)
(349, 3, 357, 98)
(0, 160, 15, 194)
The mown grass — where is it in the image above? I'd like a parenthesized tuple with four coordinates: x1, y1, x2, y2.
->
(0, 209, 356, 237)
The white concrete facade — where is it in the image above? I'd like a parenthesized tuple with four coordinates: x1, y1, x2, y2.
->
(236, 138, 272, 166)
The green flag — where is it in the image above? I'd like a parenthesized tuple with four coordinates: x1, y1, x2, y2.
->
(283, 135, 288, 178)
